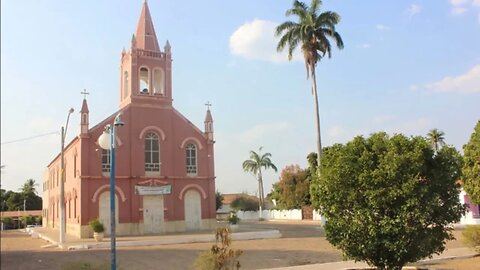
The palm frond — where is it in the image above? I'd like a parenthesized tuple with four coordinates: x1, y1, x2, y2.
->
(309, 0, 322, 15)
(275, 21, 296, 37)
(317, 11, 341, 27)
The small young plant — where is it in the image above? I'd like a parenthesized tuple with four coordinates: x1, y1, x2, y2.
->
(89, 218, 105, 233)
(194, 227, 243, 270)
(228, 211, 240, 225)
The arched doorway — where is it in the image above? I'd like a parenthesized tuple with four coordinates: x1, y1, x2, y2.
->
(143, 195, 164, 234)
(98, 192, 119, 235)
(184, 190, 201, 231)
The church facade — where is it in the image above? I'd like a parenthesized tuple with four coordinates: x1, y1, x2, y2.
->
(42, 2, 216, 238)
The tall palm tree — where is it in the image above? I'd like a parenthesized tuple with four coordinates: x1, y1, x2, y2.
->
(20, 179, 37, 195)
(242, 147, 278, 213)
(276, 0, 344, 166)
(427, 129, 446, 153)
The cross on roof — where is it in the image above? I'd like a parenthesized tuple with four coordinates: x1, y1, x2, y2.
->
(205, 101, 212, 110)
(80, 89, 90, 99)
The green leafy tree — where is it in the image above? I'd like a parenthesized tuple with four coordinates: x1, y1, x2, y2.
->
(427, 128, 446, 153)
(463, 121, 480, 204)
(242, 147, 277, 211)
(276, 0, 344, 165)
(313, 132, 466, 270)
(269, 164, 310, 209)
(6, 191, 23, 211)
(216, 191, 224, 211)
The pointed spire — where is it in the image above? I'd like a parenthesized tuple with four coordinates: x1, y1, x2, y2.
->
(204, 101, 213, 123)
(81, 99, 89, 113)
(131, 34, 137, 48)
(80, 89, 90, 113)
(134, 1, 160, 52)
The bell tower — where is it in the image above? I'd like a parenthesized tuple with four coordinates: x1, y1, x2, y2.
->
(119, 1, 173, 109)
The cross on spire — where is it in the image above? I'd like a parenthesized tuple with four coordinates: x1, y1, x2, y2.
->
(205, 101, 212, 110)
(80, 89, 90, 99)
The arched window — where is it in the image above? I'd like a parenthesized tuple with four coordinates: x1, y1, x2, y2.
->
(186, 143, 197, 176)
(102, 149, 110, 173)
(153, 68, 164, 95)
(123, 71, 129, 98)
(145, 132, 160, 174)
(139, 67, 149, 94)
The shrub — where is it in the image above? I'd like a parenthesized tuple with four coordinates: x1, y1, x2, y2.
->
(194, 227, 242, 270)
(312, 133, 466, 270)
(88, 218, 104, 233)
(230, 195, 258, 211)
(463, 225, 480, 252)
(228, 212, 240, 225)
(1, 217, 14, 229)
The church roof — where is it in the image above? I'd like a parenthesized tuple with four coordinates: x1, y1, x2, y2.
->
(134, 1, 160, 52)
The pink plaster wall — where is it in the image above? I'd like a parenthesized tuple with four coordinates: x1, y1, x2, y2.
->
(43, 1, 215, 234)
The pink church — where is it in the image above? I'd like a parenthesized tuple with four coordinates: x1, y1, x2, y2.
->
(42, 2, 216, 238)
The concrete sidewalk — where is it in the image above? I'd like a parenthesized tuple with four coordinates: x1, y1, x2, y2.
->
(28, 226, 281, 250)
(263, 247, 477, 270)
(26, 226, 477, 270)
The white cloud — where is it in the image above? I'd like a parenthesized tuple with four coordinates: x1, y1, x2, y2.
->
(361, 43, 371, 49)
(238, 122, 290, 143)
(426, 64, 480, 93)
(407, 4, 422, 17)
(452, 6, 468, 14)
(451, 0, 469, 6)
(376, 24, 390, 31)
(449, 0, 480, 17)
(229, 19, 302, 63)
(409, 84, 419, 91)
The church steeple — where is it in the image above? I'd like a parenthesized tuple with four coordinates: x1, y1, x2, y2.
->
(119, 1, 173, 109)
(80, 90, 90, 135)
(134, 0, 160, 52)
(204, 102, 214, 142)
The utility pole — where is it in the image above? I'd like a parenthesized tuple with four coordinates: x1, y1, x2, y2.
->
(24, 199, 26, 232)
(60, 108, 74, 244)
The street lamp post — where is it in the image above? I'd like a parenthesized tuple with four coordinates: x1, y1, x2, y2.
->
(97, 112, 124, 270)
(24, 199, 26, 232)
(60, 108, 74, 244)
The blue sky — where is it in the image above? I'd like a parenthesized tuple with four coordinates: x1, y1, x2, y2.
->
(1, 0, 479, 196)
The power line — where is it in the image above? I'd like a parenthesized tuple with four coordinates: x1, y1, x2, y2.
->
(1, 131, 59, 145)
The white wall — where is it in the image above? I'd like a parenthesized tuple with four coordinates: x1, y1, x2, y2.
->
(236, 209, 324, 222)
(233, 191, 479, 227)
(459, 190, 480, 225)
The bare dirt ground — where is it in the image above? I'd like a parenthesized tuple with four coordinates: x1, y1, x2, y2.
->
(419, 256, 480, 270)
(0, 222, 473, 270)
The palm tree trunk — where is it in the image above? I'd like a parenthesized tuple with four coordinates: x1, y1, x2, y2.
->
(311, 64, 322, 167)
(258, 170, 264, 219)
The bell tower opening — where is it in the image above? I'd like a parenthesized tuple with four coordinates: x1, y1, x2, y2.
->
(139, 67, 149, 94)
(153, 68, 164, 95)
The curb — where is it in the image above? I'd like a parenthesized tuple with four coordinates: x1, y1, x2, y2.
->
(34, 229, 281, 251)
